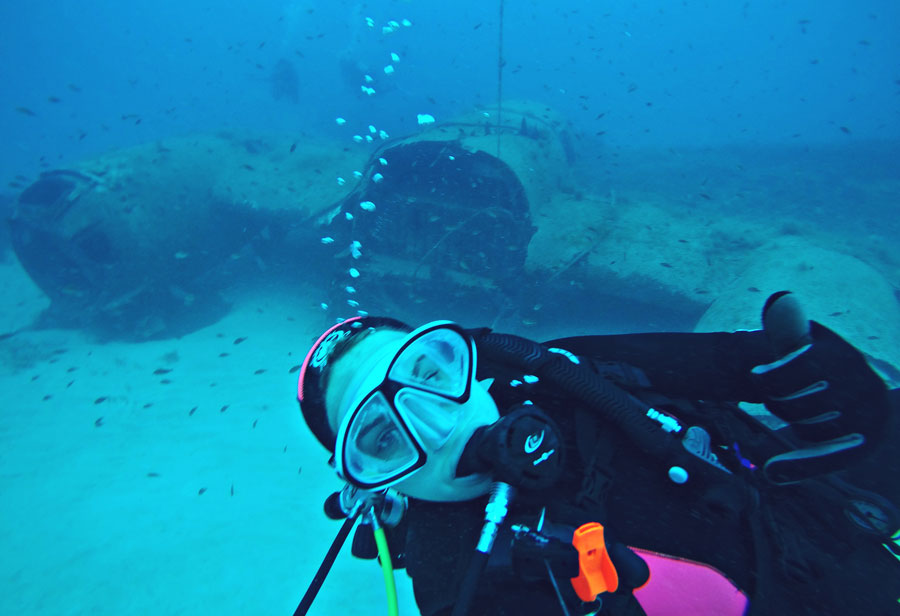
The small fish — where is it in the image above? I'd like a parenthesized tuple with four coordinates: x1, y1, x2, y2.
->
(660, 262, 673, 268)
(147, 472, 160, 477)
(233, 337, 247, 345)
(47, 96, 61, 103)
(94, 417, 104, 427)
(153, 368, 172, 375)
(43, 394, 52, 401)
(289, 365, 301, 374)
(219, 352, 230, 357)
(94, 396, 108, 404)
(699, 193, 712, 200)
(839, 126, 851, 134)
(67, 83, 81, 92)
(198, 487, 207, 495)
(252, 419, 258, 428)
(220, 405, 229, 413)
(748, 287, 761, 292)
(31, 375, 39, 381)
(829, 311, 845, 316)
(67, 367, 78, 373)
(678, 239, 688, 243)
(473, 22, 482, 30)
(67, 380, 75, 388)
(143, 403, 153, 408)
(298, 466, 302, 475)
(867, 335, 880, 340)
(289, 142, 297, 153)
(241, 164, 255, 171)
(230, 484, 234, 496)
(159, 379, 172, 384)
(254, 368, 266, 375)
(15, 106, 36, 116)
(189, 406, 197, 416)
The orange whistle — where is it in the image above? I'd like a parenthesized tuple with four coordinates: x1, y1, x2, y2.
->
(570, 522, 619, 601)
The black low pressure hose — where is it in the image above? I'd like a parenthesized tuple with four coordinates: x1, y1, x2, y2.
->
(451, 483, 516, 616)
(450, 551, 489, 616)
(477, 332, 685, 464)
(293, 512, 359, 616)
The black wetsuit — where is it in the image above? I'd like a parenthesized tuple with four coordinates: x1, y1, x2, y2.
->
(397, 329, 900, 616)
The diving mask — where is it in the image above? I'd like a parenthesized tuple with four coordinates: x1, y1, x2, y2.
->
(334, 321, 499, 501)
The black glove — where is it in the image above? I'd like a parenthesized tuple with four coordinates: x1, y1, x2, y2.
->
(750, 293, 891, 484)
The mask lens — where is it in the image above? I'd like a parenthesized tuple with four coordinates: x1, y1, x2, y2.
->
(395, 389, 463, 450)
(343, 391, 421, 486)
(389, 328, 471, 398)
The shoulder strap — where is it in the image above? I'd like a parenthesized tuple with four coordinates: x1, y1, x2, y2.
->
(573, 408, 618, 514)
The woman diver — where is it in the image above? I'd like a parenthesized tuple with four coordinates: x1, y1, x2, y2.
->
(295, 292, 900, 616)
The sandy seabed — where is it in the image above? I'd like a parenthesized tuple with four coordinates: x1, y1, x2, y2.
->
(0, 262, 420, 616)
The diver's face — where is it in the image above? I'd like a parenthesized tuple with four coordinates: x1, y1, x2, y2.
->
(323, 324, 498, 501)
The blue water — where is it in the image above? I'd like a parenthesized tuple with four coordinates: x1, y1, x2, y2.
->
(2, 1, 898, 176)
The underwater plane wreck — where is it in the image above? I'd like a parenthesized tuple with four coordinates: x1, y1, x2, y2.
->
(7, 102, 900, 384)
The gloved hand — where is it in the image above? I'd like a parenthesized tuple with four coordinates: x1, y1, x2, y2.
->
(750, 292, 891, 484)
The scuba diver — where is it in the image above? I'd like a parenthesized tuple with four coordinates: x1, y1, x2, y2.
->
(294, 292, 900, 616)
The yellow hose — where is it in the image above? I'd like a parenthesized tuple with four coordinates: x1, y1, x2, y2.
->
(373, 525, 399, 616)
